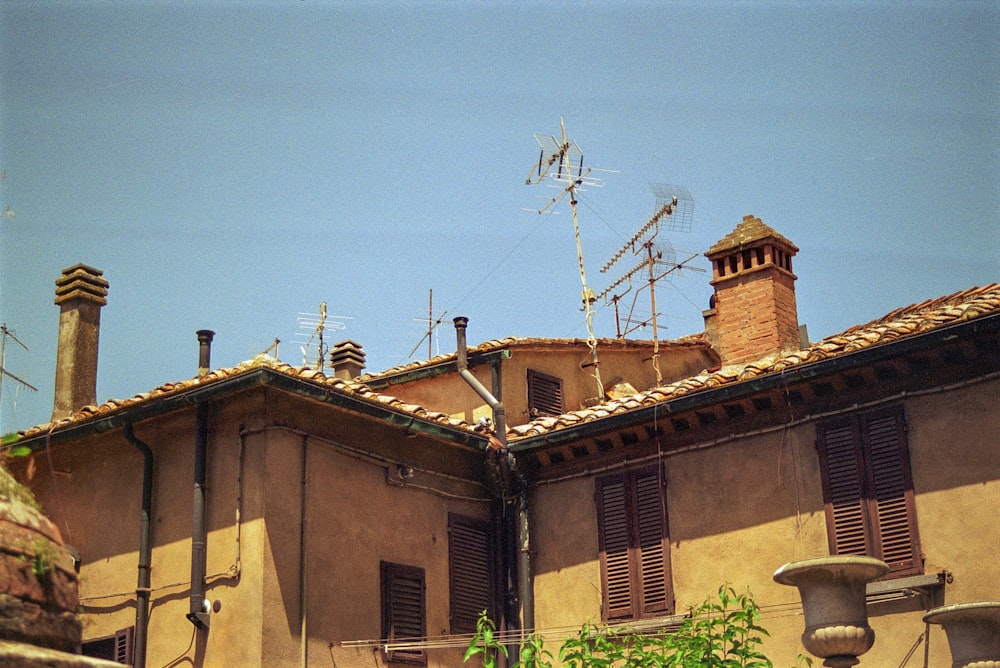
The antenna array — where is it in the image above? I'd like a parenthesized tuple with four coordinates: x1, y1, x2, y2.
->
(525, 119, 608, 399)
(0, 324, 38, 435)
(294, 303, 352, 371)
(598, 183, 702, 384)
(408, 289, 447, 360)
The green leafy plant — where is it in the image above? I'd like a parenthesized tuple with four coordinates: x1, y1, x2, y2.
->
(466, 586, 807, 668)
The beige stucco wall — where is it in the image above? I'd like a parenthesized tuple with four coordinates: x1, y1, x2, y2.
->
(13, 386, 492, 667)
(382, 344, 717, 428)
(529, 375, 1000, 666)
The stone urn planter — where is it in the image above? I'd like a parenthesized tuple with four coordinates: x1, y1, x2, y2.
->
(923, 602, 1000, 668)
(0, 465, 81, 653)
(774, 556, 889, 668)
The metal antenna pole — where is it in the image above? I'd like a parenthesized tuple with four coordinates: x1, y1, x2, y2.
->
(559, 119, 604, 398)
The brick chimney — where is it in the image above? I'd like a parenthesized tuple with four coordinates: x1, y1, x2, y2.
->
(330, 340, 366, 380)
(704, 215, 800, 366)
(52, 264, 108, 420)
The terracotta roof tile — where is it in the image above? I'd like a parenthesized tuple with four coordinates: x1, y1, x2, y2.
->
(707, 214, 799, 256)
(507, 283, 1000, 440)
(18, 354, 474, 439)
(359, 335, 708, 382)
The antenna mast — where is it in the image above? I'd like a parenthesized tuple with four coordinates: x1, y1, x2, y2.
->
(295, 303, 351, 371)
(598, 184, 701, 384)
(526, 118, 608, 398)
(0, 324, 38, 435)
(408, 289, 447, 360)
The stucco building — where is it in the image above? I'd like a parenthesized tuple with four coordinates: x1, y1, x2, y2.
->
(8, 217, 1000, 667)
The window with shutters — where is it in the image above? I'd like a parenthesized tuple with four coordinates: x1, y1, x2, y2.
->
(596, 465, 673, 621)
(448, 513, 496, 634)
(816, 405, 922, 578)
(527, 369, 564, 418)
(380, 561, 427, 664)
(81, 627, 133, 664)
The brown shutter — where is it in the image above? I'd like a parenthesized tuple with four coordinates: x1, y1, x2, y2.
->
(861, 407, 921, 575)
(634, 467, 672, 616)
(448, 514, 494, 634)
(114, 627, 134, 665)
(381, 561, 426, 664)
(596, 472, 635, 620)
(527, 369, 564, 417)
(817, 406, 921, 578)
(597, 465, 673, 621)
(817, 417, 871, 557)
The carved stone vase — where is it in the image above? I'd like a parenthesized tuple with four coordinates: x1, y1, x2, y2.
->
(774, 556, 889, 668)
(923, 602, 1000, 668)
(0, 465, 81, 653)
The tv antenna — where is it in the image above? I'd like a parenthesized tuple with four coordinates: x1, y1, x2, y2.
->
(0, 324, 38, 435)
(294, 303, 352, 371)
(526, 118, 610, 399)
(598, 184, 702, 384)
(408, 289, 447, 360)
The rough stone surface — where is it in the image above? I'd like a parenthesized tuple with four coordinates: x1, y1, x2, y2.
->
(0, 639, 121, 667)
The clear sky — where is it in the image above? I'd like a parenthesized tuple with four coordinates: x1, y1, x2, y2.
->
(1, 1, 997, 434)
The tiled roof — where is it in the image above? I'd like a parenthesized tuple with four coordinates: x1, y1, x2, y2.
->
(18, 355, 473, 440)
(707, 214, 799, 256)
(507, 283, 1000, 440)
(360, 335, 707, 382)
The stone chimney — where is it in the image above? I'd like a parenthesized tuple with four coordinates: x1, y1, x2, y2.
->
(52, 264, 108, 420)
(330, 340, 366, 380)
(704, 215, 800, 366)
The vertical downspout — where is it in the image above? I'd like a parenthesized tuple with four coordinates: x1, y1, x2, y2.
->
(124, 423, 152, 668)
(454, 318, 534, 658)
(188, 330, 214, 629)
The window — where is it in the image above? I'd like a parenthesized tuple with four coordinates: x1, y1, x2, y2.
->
(449, 513, 495, 634)
(816, 405, 922, 577)
(381, 561, 426, 664)
(596, 465, 673, 621)
(81, 627, 133, 664)
(527, 369, 564, 417)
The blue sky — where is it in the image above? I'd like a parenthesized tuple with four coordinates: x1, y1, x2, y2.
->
(1, 1, 997, 434)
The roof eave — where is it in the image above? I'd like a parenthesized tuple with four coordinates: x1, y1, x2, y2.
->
(509, 311, 1000, 452)
(15, 367, 488, 453)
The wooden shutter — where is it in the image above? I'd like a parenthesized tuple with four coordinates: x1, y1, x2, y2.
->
(596, 466, 673, 621)
(862, 407, 921, 575)
(448, 514, 494, 634)
(381, 561, 426, 664)
(817, 406, 921, 577)
(597, 472, 634, 620)
(817, 417, 871, 557)
(114, 627, 134, 665)
(527, 369, 564, 417)
(634, 467, 671, 617)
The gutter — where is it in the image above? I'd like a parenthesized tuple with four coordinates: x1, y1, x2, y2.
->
(15, 367, 488, 453)
(362, 349, 511, 390)
(123, 423, 152, 668)
(510, 311, 1000, 453)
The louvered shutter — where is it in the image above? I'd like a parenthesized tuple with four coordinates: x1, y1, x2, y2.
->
(634, 467, 672, 616)
(381, 561, 426, 664)
(448, 514, 494, 634)
(527, 369, 564, 417)
(114, 627, 134, 665)
(817, 406, 921, 578)
(818, 417, 871, 557)
(862, 407, 921, 575)
(597, 472, 635, 620)
(597, 466, 673, 621)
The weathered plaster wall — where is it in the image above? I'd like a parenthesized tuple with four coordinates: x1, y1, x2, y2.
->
(528, 375, 1000, 666)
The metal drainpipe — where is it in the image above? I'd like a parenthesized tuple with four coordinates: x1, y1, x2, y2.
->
(188, 330, 214, 629)
(123, 423, 152, 668)
(453, 317, 534, 659)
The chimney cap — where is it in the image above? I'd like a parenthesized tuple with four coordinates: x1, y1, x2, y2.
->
(54, 264, 109, 307)
(706, 215, 799, 258)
